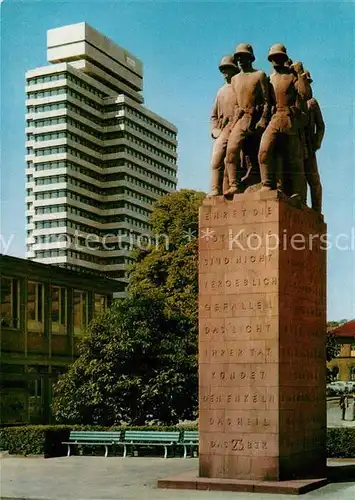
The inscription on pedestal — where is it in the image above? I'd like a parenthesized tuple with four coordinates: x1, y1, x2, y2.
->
(199, 194, 326, 481)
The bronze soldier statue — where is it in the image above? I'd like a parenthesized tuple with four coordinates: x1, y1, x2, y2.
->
(304, 70, 325, 212)
(224, 43, 270, 196)
(258, 44, 311, 200)
(209, 55, 239, 196)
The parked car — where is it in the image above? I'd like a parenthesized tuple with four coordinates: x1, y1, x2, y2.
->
(327, 381, 347, 395)
(345, 381, 355, 392)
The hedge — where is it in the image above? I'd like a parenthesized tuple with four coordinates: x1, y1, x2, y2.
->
(0, 425, 197, 457)
(1, 426, 354, 458)
(327, 428, 355, 458)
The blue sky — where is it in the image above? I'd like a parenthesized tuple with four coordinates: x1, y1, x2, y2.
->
(1, 0, 354, 320)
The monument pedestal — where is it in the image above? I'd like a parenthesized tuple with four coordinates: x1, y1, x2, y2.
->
(158, 190, 327, 494)
(198, 191, 327, 481)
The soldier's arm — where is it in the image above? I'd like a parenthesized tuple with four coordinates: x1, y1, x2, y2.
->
(256, 72, 270, 128)
(210, 95, 219, 131)
(230, 77, 242, 124)
(291, 61, 311, 100)
(312, 99, 325, 150)
(299, 74, 312, 100)
(268, 75, 276, 115)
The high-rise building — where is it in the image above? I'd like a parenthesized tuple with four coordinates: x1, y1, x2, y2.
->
(25, 23, 178, 290)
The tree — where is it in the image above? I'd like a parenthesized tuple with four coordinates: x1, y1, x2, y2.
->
(326, 321, 344, 382)
(128, 189, 205, 325)
(326, 331, 341, 362)
(53, 190, 204, 426)
(53, 296, 197, 425)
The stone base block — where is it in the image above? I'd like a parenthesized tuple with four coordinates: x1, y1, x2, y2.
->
(157, 471, 327, 495)
(198, 191, 327, 480)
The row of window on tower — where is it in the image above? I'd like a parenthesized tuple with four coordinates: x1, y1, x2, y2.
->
(33, 250, 135, 267)
(28, 111, 176, 153)
(27, 86, 103, 113)
(33, 195, 150, 215)
(55, 144, 174, 181)
(27, 128, 177, 170)
(27, 71, 107, 99)
(26, 78, 176, 140)
(27, 155, 176, 190)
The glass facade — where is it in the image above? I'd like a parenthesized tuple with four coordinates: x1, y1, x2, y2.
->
(73, 289, 88, 335)
(94, 293, 107, 317)
(1, 254, 115, 425)
(51, 286, 67, 334)
(27, 281, 44, 332)
(0, 277, 20, 328)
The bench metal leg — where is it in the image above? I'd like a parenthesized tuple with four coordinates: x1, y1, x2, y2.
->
(164, 445, 168, 459)
(183, 445, 187, 459)
(67, 444, 71, 457)
(123, 444, 127, 458)
(104, 445, 108, 458)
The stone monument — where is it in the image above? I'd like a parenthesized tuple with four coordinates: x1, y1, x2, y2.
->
(158, 42, 327, 494)
(198, 190, 327, 484)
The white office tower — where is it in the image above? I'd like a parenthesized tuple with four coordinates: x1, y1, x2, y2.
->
(25, 23, 178, 289)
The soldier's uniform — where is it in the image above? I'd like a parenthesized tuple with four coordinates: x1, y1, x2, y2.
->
(304, 76, 325, 212)
(224, 43, 269, 194)
(258, 45, 311, 201)
(210, 75, 238, 194)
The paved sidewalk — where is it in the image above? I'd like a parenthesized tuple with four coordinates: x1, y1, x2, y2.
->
(327, 405, 355, 427)
(1, 456, 355, 500)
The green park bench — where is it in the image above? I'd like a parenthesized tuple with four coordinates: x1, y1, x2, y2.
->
(62, 431, 122, 457)
(180, 430, 199, 458)
(119, 430, 180, 458)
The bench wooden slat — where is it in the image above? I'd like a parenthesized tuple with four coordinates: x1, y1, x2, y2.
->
(123, 431, 180, 442)
(179, 431, 199, 458)
(182, 431, 199, 442)
(69, 437, 119, 441)
(124, 431, 180, 435)
(119, 431, 180, 459)
(120, 441, 176, 445)
(69, 432, 121, 436)
(63, 441, 116, 445)
(68, 432, 121, 441)
(64, 431, 122, 457)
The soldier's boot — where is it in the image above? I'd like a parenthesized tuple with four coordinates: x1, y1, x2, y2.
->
(259, 185, 274, 192)
(259, 159, 277, 191)
(208, 168, 224, 196)
(258, 129, 279, 191)
(310, 182, 322, 212)
(223, 164, 243, 196)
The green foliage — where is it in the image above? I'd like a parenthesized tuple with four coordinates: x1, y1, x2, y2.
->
(128, 189, 205, 323)
(53, 190, 205, 427)
(327, 428, 355, 457)
(326, 332, 341, 363)
(0, 425, 198, 456)
(53, 296, 198, 426)
(149, 189, 205, 250)
(326, 322, 343, 382)
(0, 425, 74, 456)
(327, 319, 348, 332)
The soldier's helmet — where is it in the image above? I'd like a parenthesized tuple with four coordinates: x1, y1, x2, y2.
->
(233, 43, 255, 62)
(268, 43, 288, 62)
(304, 70, 313, 83)
(218, 55, 238, 71)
